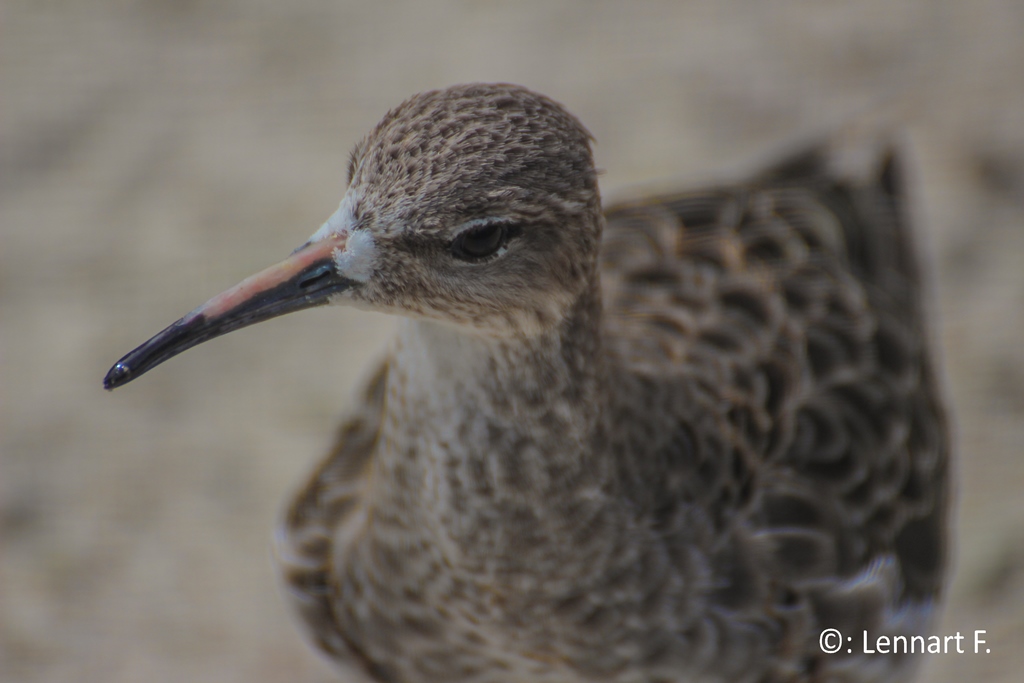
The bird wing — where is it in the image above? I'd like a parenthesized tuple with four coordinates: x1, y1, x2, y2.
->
(276, 361, 388, 680)
(600, 143, 950, 673)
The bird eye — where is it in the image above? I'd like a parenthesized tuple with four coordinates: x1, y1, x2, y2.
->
(452, 222, 510, 260)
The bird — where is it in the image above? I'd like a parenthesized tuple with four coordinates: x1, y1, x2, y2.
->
(104, 83, 950, 683)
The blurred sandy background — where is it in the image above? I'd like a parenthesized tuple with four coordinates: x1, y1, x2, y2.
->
(3, 1, 1024, 682)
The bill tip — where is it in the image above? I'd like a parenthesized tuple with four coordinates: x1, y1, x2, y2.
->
(103, 362, 132, 391)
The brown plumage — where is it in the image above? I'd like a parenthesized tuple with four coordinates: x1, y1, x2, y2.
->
(105, 84, 950, 683)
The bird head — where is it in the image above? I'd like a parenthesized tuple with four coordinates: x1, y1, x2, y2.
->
(104, 84, 601, 389)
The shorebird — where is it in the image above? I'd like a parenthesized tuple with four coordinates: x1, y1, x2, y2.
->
(105, 84, 949, 682)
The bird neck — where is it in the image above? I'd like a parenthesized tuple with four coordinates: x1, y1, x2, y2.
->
(375, 277, 615, 560)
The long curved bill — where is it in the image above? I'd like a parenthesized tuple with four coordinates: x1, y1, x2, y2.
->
(104, 233, 351, 390)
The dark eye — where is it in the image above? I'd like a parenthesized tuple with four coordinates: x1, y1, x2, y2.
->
(452, 222, 509, 260)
